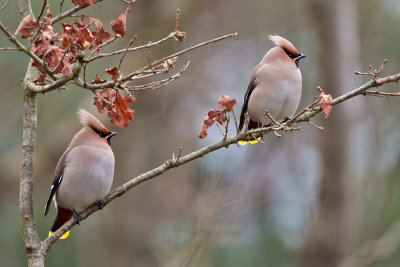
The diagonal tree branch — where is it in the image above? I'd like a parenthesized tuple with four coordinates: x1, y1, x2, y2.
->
(51, 0, 104, 24)
(120, 32, 238, 82)
(86, 31, 182, 63)
(41, 70, 400, 252)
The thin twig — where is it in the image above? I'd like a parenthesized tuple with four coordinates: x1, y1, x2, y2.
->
(121, 32, 238, 82)
(51, 46, 70, 74)
(175, 8, 180, 31)
(86, 32, 179, 62)
(288, 96, 320, 124)
(0, 47, 21, 51)
(307, 120, 324, 131)
(88, 36, 117, 58)
(231, 109, 240, 134)
(37, 0, 47, 22)
(51, 0, 104, 24)
(94, 91, 115, 107)
(223, 115, 230, 140)
(0, 0, 12, 12)
(0, 21, 56, 79)
(59, 0, 65, 15)
(128, 61, 189, 91)
(117, 38, 135, 72)
(365, 90, 400, 97)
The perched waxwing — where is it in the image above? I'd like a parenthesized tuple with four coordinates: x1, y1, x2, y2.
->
(239, 35, 306, 144)
(44, 108, 116, 239)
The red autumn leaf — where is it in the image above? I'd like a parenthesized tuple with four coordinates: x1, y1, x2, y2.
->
(37, 74, 46, 85)
(198, 123, 209, 139)
(198, 110, 227, 139)
(44, 3, 52, 25)
(43, 45, 72, 74)
(90, 74, 107, 84)
(15, 15, 39, 38)
(218, 95, 236, 112)
(87, 16, 111, 50)
(111, 6, 131, 37)
(208, 110, 226, 125)
(75, 27, 94, 49)
(58, 20, 94, 50)
(31, 22, 71, 75)
(108, 90, 135, 127)
(94, 88, 116, 114)
(105, 67, 119, 80)
(71, 0, 96, 8)
(319, 91, 333, 118)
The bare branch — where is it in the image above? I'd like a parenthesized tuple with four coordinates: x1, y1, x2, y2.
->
(40, 70, 400, 251)
(94, 90, 115, 107)
(36, 0, 47, 22)
(117, 38, 135, 72)
(88, 36, 118, 58)
(27, 57, 83, 93)
(51, 0, 104, 24)
(0, 21, 56, 79)
(86, 31, 180, 63)
(0, 0, 12, 13)
(128, 61, 189, 91)
(0, 47, 21, 51)
(121, 32, 238, 82)
(365, 90, 400, 97)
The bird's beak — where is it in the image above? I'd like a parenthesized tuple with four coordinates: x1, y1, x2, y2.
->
(107, 132, 117, 138)
(295, 53, 306, 68)
(296, 53, 306, 60)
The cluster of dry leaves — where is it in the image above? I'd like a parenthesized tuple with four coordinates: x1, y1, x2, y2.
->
(198, 95, 236, 139)
(14, 1, 134, 127)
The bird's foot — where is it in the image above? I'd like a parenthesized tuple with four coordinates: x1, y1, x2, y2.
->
(96, 200, 104, 209)
(73, 210, 81, 225)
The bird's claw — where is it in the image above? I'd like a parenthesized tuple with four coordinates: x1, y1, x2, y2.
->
(73, 210, 81, 225)
(96, 200, 104, 209)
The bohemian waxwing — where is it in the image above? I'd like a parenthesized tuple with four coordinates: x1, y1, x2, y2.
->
(239, 35, 306, 138)
(44, 108, 116, 239)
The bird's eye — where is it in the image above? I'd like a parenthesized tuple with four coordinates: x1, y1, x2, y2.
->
(284, 48, 296, 59)
(97, 132, 108, 138)
(91, 126, 109, 138)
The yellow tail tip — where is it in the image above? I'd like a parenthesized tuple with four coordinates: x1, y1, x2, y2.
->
(239, 137, 260, 145)
(48, 230, 70, 239)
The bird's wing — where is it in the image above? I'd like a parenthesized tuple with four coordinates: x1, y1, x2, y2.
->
(44, 149, 70, 216)
(239, 69, 259, 131)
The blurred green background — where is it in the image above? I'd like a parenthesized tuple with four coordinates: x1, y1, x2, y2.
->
(1, 0, 400, 266)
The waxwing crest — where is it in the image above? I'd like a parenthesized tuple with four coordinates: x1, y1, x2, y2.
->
(77, 108, 109, 133)
(269, 35, 300, 57)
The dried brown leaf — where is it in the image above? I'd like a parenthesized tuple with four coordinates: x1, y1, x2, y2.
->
(15, 15, 39, 38)
(218, 95, 236, 112)
(111, 6, 131, 37)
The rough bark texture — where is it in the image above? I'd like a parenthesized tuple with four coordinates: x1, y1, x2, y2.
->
(20, 62, 44, 267)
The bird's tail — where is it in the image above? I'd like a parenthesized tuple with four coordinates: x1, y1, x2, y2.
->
(49, 206, 73, 239)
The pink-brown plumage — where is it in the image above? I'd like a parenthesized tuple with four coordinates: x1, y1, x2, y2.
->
(44, 108, 116, 238)
(268, 35, 300, 57)
(78, 108, 109, 134)
(239, 35, 306, 133)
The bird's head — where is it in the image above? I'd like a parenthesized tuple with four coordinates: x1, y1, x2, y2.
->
(269, 35, 306, 68)
(78, 108, 117, 146)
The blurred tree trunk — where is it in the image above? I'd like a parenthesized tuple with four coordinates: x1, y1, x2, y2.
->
(302, 0, 361, 266)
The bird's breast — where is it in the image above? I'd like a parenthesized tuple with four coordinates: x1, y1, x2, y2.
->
(56, 145, 115, 211)
(248, 65, 302, 125)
